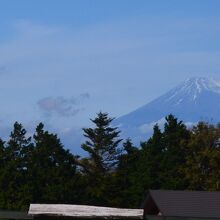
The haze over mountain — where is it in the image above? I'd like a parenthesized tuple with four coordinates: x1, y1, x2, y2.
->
(115, 77, 220, 143)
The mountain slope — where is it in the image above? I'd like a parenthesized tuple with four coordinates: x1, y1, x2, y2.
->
(115, 77, 220, 142)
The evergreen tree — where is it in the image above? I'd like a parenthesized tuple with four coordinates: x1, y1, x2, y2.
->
(0, 139, 6, 209)
(31, 123, 79, 204)
(2, 122, 33, 210)
(160, 114, 190, 189)
(0, 138, 5, 168)
(81, 112, 122, 175)
(140, 124, 164, 189)
(112, 139, 141, 208)
(80, 112, 122, 205)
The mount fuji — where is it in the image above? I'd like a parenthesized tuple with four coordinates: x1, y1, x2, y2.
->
(115, 77, 220, 143)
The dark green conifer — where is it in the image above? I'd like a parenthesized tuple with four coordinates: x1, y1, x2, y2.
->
(80, 112, 122, 206)
(31, 123, 78, 204)
(3, 122, 33, 210)
(81, 112, 122, 175)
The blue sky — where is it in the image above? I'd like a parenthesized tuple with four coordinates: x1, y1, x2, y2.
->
(0, 0, 220, 152)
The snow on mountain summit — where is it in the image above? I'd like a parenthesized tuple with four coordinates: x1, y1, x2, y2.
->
(164, 77, 220, 104)
(183, 77, 220, 93)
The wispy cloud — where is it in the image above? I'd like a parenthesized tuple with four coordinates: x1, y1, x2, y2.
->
(37, 93, 90, 117)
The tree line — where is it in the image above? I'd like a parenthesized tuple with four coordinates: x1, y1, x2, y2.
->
(0, 112, 220, 210)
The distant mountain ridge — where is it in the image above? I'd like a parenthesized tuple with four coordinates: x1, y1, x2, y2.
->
(115, 77, 220, 143)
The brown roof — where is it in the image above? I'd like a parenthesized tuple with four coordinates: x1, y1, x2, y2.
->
(144, 190, 220, 218)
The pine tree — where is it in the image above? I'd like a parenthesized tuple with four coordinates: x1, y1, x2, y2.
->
(31, 123, 79, 204)
(141, 124, 164, 189)
(2, 122, 33, 210)
(79, 112, 122, 206)
(0, 139, 6, 209)
(81, 112, 122, 175)
(112, 139, 141, 208)
(0, 138, 5, 168)
(161, 114, 190, 189)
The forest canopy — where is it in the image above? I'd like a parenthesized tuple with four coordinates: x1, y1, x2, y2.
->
(0, 112, 220, 210)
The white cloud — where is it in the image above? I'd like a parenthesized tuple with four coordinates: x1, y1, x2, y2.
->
(139, 118, 166, 134)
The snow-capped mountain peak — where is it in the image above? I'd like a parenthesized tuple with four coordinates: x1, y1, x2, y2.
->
(165, 77, 220, 103)
(116, 77, 220, 144)
(182, 77, 220, 93)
